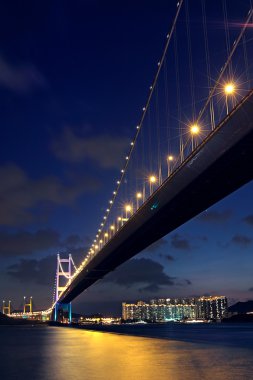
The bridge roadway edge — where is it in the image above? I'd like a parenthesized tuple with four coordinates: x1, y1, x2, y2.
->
(60, 90, 253, 304)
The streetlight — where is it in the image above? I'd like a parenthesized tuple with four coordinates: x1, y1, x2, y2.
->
(110, 225, 115, 238)
(136, 192, 142, 209)
(149, 175, 157, 195)
(117, 216, 122, 230)
(190, 124, 200, 151)
(125, 204, 132, 219)
(224, 82, 235, 115)
(104, 232, 109, 243)
(167, 155, 174, 177)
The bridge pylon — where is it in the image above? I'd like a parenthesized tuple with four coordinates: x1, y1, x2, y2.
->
(53, 254, 74, 323)
(23, 296, 33, 313)
(2, 300, 11, 315)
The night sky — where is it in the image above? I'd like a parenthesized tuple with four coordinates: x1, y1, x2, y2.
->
(0, 0, 253, 316)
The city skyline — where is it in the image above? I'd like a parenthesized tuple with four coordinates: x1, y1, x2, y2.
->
(0, 0, 253, 315)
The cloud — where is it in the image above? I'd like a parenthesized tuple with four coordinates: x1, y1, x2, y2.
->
(139, 283, 161, 293)
(7, 248, 86, 285)
(104, 258, 175, 289)
(198, 210, 232, 223)
(0, 229, 60, 257)
(164, 254, 174, 261)
(0, 163, 99, 226)
(7, 255, 56, 285)
(170, 233, 192, 251)
(0, 229, 87, 257)
(51, 127, 129, 169)
(143, 238, 168, 254)
(231, 234, 252, 247)
(0, 56, 46, 93)
(249, 287, 253, 292)
(243, 215, 253, 226)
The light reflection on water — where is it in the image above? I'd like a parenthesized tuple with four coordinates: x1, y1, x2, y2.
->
(1, 325, 253, 380)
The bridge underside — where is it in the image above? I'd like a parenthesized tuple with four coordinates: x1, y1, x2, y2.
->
(60, 90, 253, 304)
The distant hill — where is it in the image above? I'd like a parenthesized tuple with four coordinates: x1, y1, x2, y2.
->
(228, 300, 253, 314)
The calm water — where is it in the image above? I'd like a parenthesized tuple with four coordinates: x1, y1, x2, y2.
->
(1, 323, 253, 380)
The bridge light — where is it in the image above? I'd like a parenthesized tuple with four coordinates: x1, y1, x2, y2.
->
(224, 82, 235, 95)
(224, 82, 235, 115)
(167, 155, 174, 176)
(149, 175, 157, 195)
(136, 192, 142, 209)
(190, 124, 200, 135)
(110, 225, 115, 230)
(104, 233, 108, 237)
(125, 204, 132, 213)
(125, 204, 132, 219)
(190, 124, 200, 151)
(149, 175, 157, 183)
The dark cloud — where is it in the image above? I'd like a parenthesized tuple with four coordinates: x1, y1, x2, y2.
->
(175, 279, 192, 286)
(104, 258, 175, 288)
(143, 238, 168, 254)
(51, 127, 129, 169)
(170, 234, 192, 251)
(0, 56, 46, 93)
(0, 163, 99, 226)
(0, 229, 86, 257)
(139, 283, 161, 293)
(0, 229, 60, 256)
(7, 249, 86, 285)
(158, 253, 174, 261)
(231, 234, 252, 247)
(243, 215, 253, 226)
(64, 234, 83, 246)
(198, 210, 232, 223)
(249, 287, 253, 292)
(7, 255, 56, 285)
(164, 254, 174, 261)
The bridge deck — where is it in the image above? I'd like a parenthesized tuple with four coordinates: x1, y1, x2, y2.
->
(60, 90, 253, 304)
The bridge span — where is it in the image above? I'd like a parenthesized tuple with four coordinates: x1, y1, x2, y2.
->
(59, 90, 253, 304)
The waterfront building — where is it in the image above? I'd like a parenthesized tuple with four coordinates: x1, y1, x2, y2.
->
(196, 296, 228, 320)
(122, 296, 228, 322)
(122, 298, 197, 322)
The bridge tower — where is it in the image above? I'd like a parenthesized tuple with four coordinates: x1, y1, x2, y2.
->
(54, 254, 74, 323)
(2, 300, 11, 315)
(23, 296, 33, 313)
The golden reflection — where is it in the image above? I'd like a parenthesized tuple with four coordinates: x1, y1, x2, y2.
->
(42, 327, 250, 380)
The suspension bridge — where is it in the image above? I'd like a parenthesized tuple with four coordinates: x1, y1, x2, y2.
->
(3, 0, 253, 322)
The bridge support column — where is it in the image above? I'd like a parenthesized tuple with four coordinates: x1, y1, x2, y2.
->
(53, 302, 72, 323)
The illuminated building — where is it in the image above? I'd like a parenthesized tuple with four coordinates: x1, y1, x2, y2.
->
(197, 296, 228, 320)
(122, 296, 228, 322)
(122, 298, 197, 322)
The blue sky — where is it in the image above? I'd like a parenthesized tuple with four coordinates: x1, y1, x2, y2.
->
(0, 0, 253, 315)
